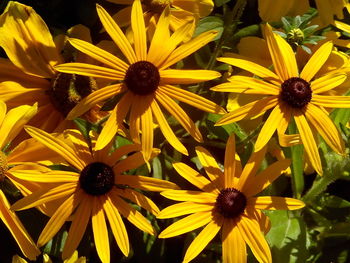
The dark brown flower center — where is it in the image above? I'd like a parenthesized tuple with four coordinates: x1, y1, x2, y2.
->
(280, 77, 312, 108)
(215, 188, 247, 218)
(124, 61, 160, 95)
(79, 162, 115, 196)
(48, 72, 96, 117)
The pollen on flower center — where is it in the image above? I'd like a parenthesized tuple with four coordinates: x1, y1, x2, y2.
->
(280, 77, 312, 108)
(47, 72, 97, 117)
(79, 162, 115, 196)
(124, 61, 160, 95)
(215, 188, 247, 218)
(0, 151, 7, 182)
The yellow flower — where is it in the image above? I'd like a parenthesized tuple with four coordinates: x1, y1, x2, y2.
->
(0, 101, 40, 260)
(212, 24, 350, 175)
(10, 127, 179, 263)
(55, 0, 224, 161)
(158, 134, 304, 263)
(108, 0, 213, 38)
(0, 2, 98, 132)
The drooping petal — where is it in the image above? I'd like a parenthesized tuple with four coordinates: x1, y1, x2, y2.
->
(173, 162, 218, 193)
(183, 216, 223, 263)
(247, 196, 305, 210)
(294, 112, 322, 175)
(311, 95, 350, 108)
(158, 211, 213, 238)
(222, 219, 246, 263)
(161, 190, 217, 203)
(237, 216, 272, 263)
(96, 4, 137, 63)
(160, 69, 221, 84)
(116, 175, 179, 192)
(300, 41, 333, 82)
(215, 96, 278, 126)
(157, 202, 214, 219)
(131, 0, 147, 60)
(310, 73, 347, 94)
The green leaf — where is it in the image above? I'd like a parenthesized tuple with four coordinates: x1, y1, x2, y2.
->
(266, 210, 310, 263)
(193, 16, 224, 41)
(320, 195, 350, 208)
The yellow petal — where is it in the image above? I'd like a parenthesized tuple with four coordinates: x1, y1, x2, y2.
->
(305, 103, 345, 154)
(155, 90, 203, 142)
(263, 24, 298, 81)
(294, 112, 322, 175)
(157, 202, 213, 219)
(173, 162, 218, 193)
(96, 4, 137, 63)
(161, 190, 217, 203)
(115, 175, 179, 192)
(223, 133, 238, 188)
(310, 73, 347, 94)
(9, 170, 78, 183)
(151, 100, 188, 155)
(300, 41, 333, 82)
(91, 196, 110, 263)
(183, 216, 223, 263)
(222, 219, 246, 263)
(140, 103, 154, 162)
(0, 100, 6, 126)
(160, 69, 221, 84)
(158, 211, 213, 238)
(160, 85, 225, 114)
(104, 196, 129, 257)
(237, 216, 272, 263)
(248, 196, 305, 210)
(311, 94, 350, 108)
(131, 0, 147, 60)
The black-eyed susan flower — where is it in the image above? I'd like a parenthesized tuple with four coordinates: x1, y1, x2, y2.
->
(10, 127, 179, 263)
(158, 134, 304, 263)
(0, 101, 40, 260)
(0, 2, 99, 132)
(212, 24, 350, 175)
(54, 0, 224, 161)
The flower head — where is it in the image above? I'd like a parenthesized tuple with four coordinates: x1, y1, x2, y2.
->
(11, 127, 179, 263)
(158, 134, 304, 263)
(212, 24, 350, 175)
(55, 0, 224, 161)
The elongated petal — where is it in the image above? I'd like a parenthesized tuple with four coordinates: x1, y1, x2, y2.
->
(255, 103, 289, 152)
(0, 101, 6, 126)
(248, 196, 305, 210)
(173, 162, 218, 193)
(195, 146, 224, 189)
(116, 175, 179, 192)
(66, 84, 125, 120)
(158, 211, 213, 238)
(156, 90, 203, 142)
(102, 143, 141, 166)
(217, 57, 280, 85)
(0, 103, 37, 149)
(104, 196, 129, 257)
(222, 219, 246, 263)
(161, 190, 217, 203)
(183, 216, 223, 263)
(116, 188, 159, 216)
(311, 95, 350, 108)
(310, 73, 347, 94)
(110, 190, 155, 235)
(305, 103, 345, 154)
(55, 63, 125, 80)
(223, 134, 237, 188)
(160, 85, 225, 114)
(216, 96, 278, 125)
(161, 30, 218, 69)
(24, 126, 86, 170)
(9, 170, 78, 183)
(96, 4, 137, 63)
(237, 216, 272, 263)
(294, 112, 322, 175)
(62, 195, 91, 259)
(212, 75, 279, 95)
(300, 41, 333, 82)
(263, 24, 298, 81)
(92, 196, 110, 263)
(38, 191, 80, 247)
(95, 92, 132, 150)
(0, 190, 40, 260)
(131, 0, 147, 60)
(68, 38, 128, 72)
(160, 69, 221, 84)
(141, 102, 154, 162)
(64, 129, 93, 164)
(157, 202, 213, 219)
(242, 159, 291, 197)
(151, 100, 188, 155)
